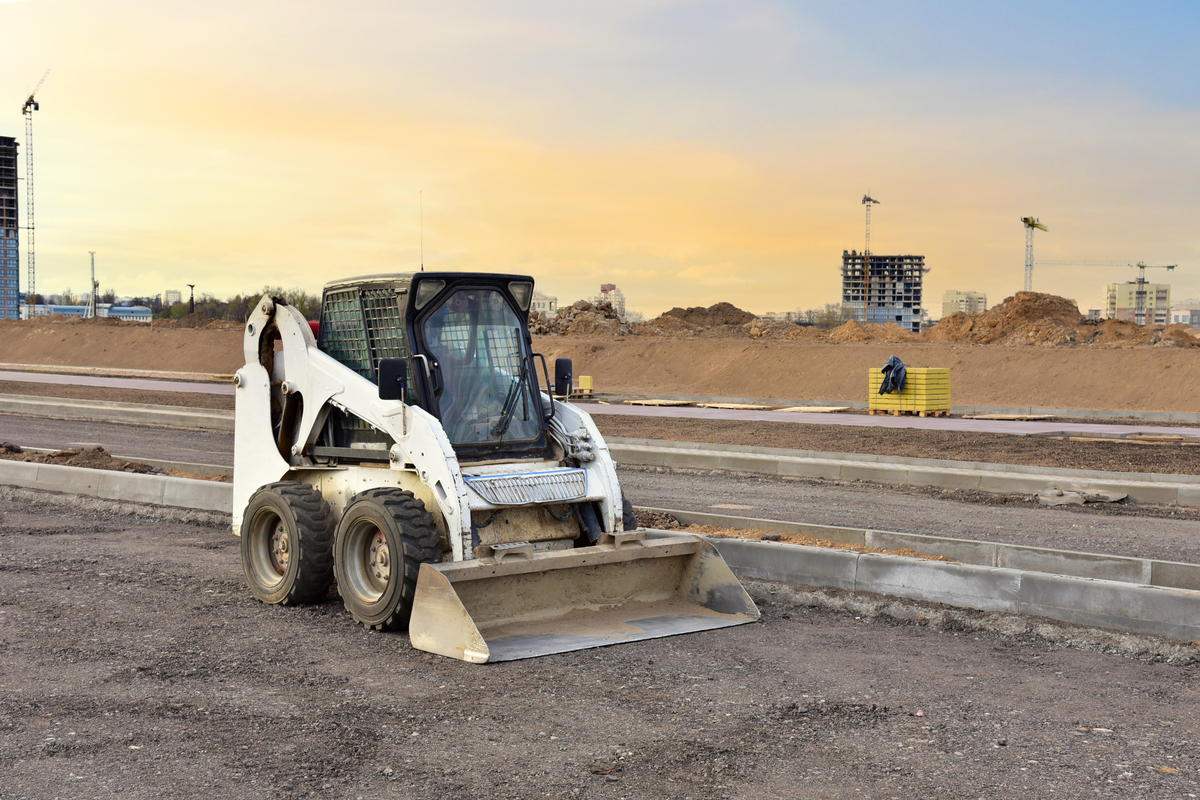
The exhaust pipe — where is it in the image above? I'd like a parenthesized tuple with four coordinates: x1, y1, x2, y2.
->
(408, 533, 760, 663)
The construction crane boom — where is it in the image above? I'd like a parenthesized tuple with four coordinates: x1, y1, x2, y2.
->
(22, 69, 49, 319)
(1020, 216, 1047, 292)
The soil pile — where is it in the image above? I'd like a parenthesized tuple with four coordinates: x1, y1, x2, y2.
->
(528, 300, 631, 336)
(926, 292, 1083, 346)
(0, 444, 156, 473)
(662, 302, 756, 328)
(635, 301, 758, 338)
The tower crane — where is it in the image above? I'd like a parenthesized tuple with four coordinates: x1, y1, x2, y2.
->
(1020, 216, 1047, 292)
(862, 193, 879, 324)
(1129, 262, 1176, 326)
(22, 70, 49, 318)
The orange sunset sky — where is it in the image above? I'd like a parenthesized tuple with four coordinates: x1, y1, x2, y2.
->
(2, 1, 1197, 317)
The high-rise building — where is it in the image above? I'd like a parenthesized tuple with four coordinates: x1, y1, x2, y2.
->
(0, 137, 19, 320)
(164, 289, 182, 306)
(1106, 281, 1170, 326)
(590, 283, 626, 319)
(841, 250, 927, 332)
(941, 290, 987, 319)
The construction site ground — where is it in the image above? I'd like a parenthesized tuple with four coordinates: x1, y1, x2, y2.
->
(3, 377, 1199, 476)
(2, 489, 1199, 800)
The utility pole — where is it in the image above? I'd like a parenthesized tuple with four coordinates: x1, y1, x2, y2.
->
(21, 70, 48, 319)
(1020, 216, 1047, 292)
(87, 251, 96, 319)
(187, 283, 195, 315)
(862, 193, 880, 324)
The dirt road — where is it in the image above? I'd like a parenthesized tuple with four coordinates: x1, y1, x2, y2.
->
(2, 490, 1198, 800)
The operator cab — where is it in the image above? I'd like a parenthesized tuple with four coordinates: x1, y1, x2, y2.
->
(315, 272, 553, 463)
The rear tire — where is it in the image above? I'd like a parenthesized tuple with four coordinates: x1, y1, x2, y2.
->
(334, 488, 441, 631)
(240, 481, 335, 605)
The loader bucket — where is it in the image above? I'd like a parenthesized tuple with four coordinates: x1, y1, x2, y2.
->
(408, 534, 760, 663)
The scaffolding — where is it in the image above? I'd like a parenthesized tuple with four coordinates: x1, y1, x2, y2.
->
(841, 250, 928, 332)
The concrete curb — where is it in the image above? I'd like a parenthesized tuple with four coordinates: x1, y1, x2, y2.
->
(643, 506, 1200, 593)
(0, 460, 232, 512)
(612, 438, 1200, 507)
(0, 394, 233, 431)
(3, 453, 1196, 642)
(658, 531, 1200, 642)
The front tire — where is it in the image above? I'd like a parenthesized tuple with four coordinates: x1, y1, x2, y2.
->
(334, 488, 442, 631)
(240, 481, 335, 605)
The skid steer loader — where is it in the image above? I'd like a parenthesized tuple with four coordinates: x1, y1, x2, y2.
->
(232, 273, 758, 662)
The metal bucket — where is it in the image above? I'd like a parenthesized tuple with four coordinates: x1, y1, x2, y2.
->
(408, 533, 760, 663)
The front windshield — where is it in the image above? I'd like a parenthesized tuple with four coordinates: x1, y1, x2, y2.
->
(422, 288, 541, 447)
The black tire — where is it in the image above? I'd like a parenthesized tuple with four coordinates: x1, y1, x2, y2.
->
(622, 496, 638, 532)
(240, 481, 335, 606)
(334, 488, 442, 631)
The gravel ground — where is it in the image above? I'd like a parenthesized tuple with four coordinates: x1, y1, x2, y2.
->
(2, 489, 1199, 800)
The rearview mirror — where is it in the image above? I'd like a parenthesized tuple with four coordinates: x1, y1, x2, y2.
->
(554, 357, 572, 398)
(378, 358, 408, 400)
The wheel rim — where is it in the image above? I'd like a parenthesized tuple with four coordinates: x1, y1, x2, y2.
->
(344, 519, 391, 603)
(249, 508, 287, 589)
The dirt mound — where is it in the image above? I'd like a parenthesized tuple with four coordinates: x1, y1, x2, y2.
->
(632, 315, 703, 337)
(747, 319, 798, 339)
(662, 302, 756, 327)
(0, 444, 156, 473)
(923, 292, 1083, 346)
(528, 300, 631, 336)
(827, 319, 871, 343)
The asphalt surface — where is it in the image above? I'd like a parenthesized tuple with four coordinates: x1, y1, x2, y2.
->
(577, 403, 1200, 438)
(4, 412, 1199, 566)
(0, 413, 235, 466)
(3, 368, 1198, 438)
(0, 369, 235, 396)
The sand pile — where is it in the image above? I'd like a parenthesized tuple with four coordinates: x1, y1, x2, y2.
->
(528, 300, 631, 336)
(635, 301, 758, 337)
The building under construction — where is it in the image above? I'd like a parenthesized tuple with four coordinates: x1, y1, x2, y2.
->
(0, 137, 19, 320)
(841, 250, 927, 332)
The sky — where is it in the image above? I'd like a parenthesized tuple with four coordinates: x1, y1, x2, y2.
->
(1, 0, 1197, 317)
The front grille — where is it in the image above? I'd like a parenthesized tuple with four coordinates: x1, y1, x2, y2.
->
(464, 469, 588, 506)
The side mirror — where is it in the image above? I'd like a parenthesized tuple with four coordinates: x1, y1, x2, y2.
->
(378, 358, 408, 400)
(554, 357, 573, 398)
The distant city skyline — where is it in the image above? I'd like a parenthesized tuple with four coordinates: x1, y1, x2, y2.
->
(1, 2, 1196, 319)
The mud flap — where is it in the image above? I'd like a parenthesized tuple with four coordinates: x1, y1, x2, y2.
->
(407, 535, 760, 663)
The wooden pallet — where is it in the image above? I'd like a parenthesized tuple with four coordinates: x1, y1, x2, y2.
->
(868, 408, 951, 417)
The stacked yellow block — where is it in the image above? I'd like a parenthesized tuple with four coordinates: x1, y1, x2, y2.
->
(868, 367, 951, 416)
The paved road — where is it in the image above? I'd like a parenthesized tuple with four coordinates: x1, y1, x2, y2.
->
(0, 413, 235, 466)
(4, 412, 1197, 565)
(0, 369, 234, 395)
(578, 402, 1200, 438)
(3, 368, 1197, 438)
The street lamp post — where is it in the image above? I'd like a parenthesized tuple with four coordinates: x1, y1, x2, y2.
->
(187, 284, 195, 315)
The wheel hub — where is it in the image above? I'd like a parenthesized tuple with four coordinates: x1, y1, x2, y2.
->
(369, 531, 391, 583)
(270, 522, 290, 575)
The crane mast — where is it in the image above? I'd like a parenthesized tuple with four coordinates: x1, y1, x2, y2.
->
(1129, 262, 1176, 326)
(21, 70, 48, 319)
(1021, 216, 1047, 292)
(862, 193, 879, 324)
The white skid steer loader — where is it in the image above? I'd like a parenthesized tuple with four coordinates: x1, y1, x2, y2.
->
(233, 273, 758, 662)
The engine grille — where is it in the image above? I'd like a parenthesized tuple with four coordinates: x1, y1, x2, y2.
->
(464, 469, 588, 506)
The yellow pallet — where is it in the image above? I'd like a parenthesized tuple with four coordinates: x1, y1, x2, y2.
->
(868, 367, 951, 414)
